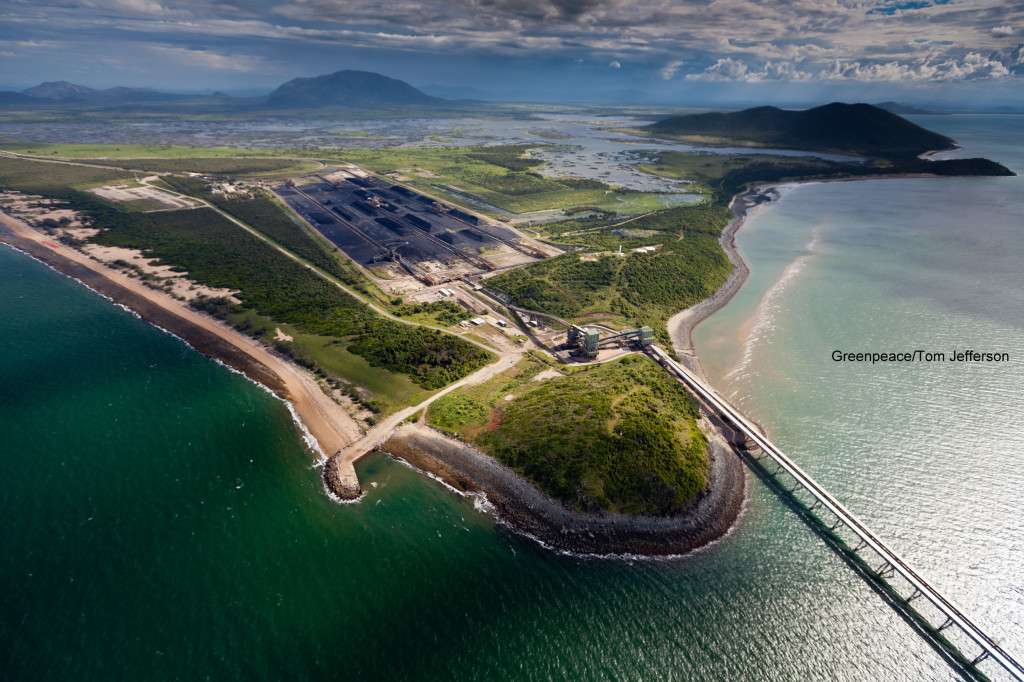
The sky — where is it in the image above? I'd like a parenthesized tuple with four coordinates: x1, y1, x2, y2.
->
(1, 0, 1023, 105)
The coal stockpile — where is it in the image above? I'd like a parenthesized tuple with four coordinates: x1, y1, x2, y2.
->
(315, 222, 380, 264)
(276, 173, 525, 273)
(404, 213, 432, 231)
(375, 217, 407, 234)
(459, 229, 486, 242)
(274, 188, 381, 265)
(443, 229, 491, 249)
(449, 208, 479, 225)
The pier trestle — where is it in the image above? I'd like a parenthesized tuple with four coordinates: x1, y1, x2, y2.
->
(647, 344, 1022, 682)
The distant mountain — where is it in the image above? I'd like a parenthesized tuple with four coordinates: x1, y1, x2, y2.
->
(13, 81, 198, 105)
(875, 101, 937, 116)
(23, 80, 97, 100)
(647, 102, 956, 158)
(0, 91, 43, 105)
(267, 70, 441, 107)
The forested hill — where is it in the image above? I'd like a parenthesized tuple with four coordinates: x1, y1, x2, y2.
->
(647, 102, 956, 158)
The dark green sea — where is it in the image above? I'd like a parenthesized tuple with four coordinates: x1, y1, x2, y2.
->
(3, 116, 1022, 681)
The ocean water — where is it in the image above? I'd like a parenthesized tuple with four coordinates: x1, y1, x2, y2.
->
(2, 114, 1022, 681)
(695, 113, 1024, 678)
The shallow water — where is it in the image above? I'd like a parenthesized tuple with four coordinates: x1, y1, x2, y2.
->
(2, 114, 1022, 681)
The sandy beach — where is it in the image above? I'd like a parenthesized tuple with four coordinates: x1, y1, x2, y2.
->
(0, 212, 363, 459)
(667, 186, 778, 378)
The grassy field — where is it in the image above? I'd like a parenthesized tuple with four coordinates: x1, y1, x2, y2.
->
(487, 203, 732, 336)
(427, 354, 708, 515)
(337, 144, 663, 216)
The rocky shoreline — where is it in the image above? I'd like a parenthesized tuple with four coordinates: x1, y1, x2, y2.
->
(381, 422, 746, 557)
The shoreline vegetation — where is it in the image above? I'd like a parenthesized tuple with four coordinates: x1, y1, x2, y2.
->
(1, 108, 1014, 556)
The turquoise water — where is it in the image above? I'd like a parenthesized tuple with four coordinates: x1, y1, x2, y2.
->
(2, 115, 1022, 681)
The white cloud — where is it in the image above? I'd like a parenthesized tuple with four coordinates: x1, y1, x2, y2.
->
(685, 50, 1013, 82)
(96, 0, 165, 14)
(822, 52, 1011, 81)
(687, 57, 747, 81)
(659, 59, 683, 80)
(686, 58, 812, 82)
(608, 59, 621, 68)
(0, 50, 16, 58)
(147, 45, 268, 71)
(992, 25, 1014, 36)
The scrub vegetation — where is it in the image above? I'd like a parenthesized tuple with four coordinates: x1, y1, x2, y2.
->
(0, 156, 131, 190)
(427, 354, 708, 515)
(487, 203, 732, 336)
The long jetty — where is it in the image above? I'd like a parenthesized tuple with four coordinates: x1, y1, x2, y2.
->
(648, 344, 1023, 681)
